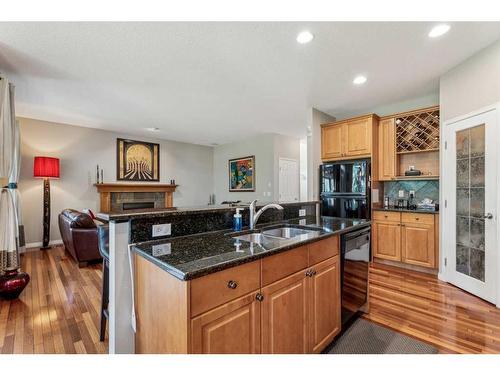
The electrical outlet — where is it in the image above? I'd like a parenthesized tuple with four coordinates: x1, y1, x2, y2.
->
(152, 223, 171, 237)
(398, 190, 405, 198)
(299, 219, 306, 225)
(299, 209, 306, 217)
(152, 243, 171, 257)
(410, 190, 415, 196)
(409, 165, 415, 170)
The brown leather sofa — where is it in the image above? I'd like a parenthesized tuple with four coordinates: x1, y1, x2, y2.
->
(58, 209, 103, 267)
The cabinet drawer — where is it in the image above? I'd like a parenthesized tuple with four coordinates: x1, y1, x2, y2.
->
(372, 211, 401, 222)
(190, 261, 260, 317)
(262, 245, 308, 286)
(401, 212, 435, 225)
(308, 236, 339, 265)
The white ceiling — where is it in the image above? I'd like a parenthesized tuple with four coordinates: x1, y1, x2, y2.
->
(1, 22, 500, 146)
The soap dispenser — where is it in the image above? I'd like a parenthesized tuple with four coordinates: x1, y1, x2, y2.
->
(233, 208, 243, 231)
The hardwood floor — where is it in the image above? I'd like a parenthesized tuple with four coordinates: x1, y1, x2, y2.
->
(0, 246, 107, 354)
(365, 262, 500, 354)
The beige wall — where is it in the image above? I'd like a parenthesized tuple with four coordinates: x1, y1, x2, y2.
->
(212, 133, 300, 204)
(440, 40, 500, 122)
(18, 118, 214, 246)
(308, 108, 335, 201)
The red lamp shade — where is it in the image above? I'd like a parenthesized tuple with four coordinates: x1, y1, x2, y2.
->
(33, 156, 60, 179)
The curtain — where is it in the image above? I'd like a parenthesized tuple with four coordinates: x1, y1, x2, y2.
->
(0, 75, 21, 272)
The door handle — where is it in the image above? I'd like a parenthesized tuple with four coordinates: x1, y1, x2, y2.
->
(484, 213, 494, 219)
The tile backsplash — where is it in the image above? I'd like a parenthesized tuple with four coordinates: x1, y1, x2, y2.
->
(383, 180, 439, 203)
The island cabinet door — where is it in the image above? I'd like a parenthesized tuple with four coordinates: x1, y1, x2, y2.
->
(372, 221, 401, 261)
(308, 256, 341, 353)
(191, 292, 261, 354)
(261, 270, 309, 354)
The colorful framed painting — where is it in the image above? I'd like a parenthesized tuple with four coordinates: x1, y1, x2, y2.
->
(116, 138, 160, 181)
(228, 155, 255, 192)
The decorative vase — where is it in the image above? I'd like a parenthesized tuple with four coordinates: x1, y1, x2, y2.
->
(0, 268, 30, 300)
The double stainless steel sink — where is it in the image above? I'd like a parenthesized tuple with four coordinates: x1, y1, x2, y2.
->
(233, 226, 320, 244)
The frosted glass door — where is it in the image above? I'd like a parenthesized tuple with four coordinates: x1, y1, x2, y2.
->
(455, 125, 485, 281)
(445, 110, 497, 304)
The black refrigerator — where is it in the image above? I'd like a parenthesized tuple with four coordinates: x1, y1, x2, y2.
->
(319, 159, 371, 219)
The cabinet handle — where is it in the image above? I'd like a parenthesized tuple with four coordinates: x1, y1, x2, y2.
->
(311, 269, 317, 276)
(256, 293, 264, 302)
(305, 270, 311, 277)
(227, 280, 238, 289)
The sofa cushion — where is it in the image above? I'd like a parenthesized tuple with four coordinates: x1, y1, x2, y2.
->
(61, 209, 96, 229)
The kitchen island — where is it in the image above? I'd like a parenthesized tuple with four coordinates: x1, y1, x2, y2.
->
(131, 215, 369, 354)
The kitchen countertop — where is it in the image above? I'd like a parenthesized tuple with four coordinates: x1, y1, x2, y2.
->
(373, 207, 439, 214)
(131, 215, 370, 281)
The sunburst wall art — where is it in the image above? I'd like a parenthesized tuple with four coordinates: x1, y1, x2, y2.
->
(117, 138, 160, 181)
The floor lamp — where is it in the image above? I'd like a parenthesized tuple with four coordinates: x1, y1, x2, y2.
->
(33, 156, 60, 250)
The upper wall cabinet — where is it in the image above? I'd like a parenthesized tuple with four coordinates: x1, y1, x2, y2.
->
(378, 118, 397, 181)
(321, 114, 378, 162)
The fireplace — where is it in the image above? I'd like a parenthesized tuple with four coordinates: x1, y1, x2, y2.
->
(94, 183, 177, 212)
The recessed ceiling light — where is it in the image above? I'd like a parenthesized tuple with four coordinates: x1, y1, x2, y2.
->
(353, 75, 367, 85)
(296, 31, 314, 44)
(145, 127, 160, 132)
(428, 24, 450, 38)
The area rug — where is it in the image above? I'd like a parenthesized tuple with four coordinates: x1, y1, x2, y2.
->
(326, 318, 438, 354)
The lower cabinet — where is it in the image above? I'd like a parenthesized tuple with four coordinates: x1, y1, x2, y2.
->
(191, 292, 261, 354)
(261, 256, 340, 354)
(308, 256, 341, 353)
(372, 221, 401, 261)
(372, 211, 437, 269)
(261, 269, 309, 354)
(401, 223, 435, 268)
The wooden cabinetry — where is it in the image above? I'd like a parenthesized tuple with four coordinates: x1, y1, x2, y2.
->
(372, 211, 437, 269)
(372, 221, 401, 261)
(401, 222, 435, 268)
(308, 256, 340, 353)
(191, 292, 261, 354)
(321, 123, 344, 160)
(135, 235, 342, 354)
(378, 118, 397, 181)
(261, 270, 309, 354)
(321, 115, 378, 161)
(377, 106, 440, 181)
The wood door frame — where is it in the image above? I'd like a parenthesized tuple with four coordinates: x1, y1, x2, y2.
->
(440, 103, 500, 307)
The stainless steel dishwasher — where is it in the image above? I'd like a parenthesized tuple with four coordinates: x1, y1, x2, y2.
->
(340, 226, 371, 326)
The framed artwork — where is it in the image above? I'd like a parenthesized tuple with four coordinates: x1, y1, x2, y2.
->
(116, 138, 160, 181)
(229, 155, 255, 191)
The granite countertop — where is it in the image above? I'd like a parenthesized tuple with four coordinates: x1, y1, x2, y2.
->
(131, 215, 370, 281)
(98, 200, 319, 221)
(373, 207, 439, 214)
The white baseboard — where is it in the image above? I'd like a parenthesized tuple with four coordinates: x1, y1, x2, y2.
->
(25, 239, 63, 249)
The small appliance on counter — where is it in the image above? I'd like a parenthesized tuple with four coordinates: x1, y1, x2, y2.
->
(397, 199, 408, 209)
(404, 165, 422, 176)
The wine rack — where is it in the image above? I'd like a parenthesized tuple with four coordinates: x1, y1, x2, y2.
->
(395, 108, 440, 154)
